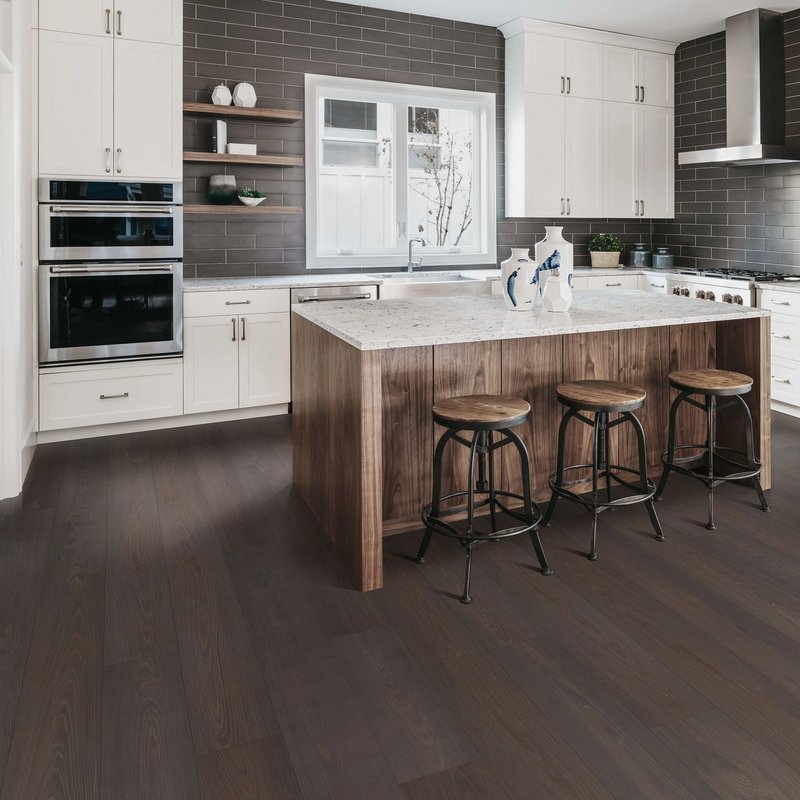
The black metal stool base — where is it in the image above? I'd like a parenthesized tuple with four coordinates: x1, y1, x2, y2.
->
(655, 390, 769, 530)
(416, 425, 552, 604)
(544, 407, 664, 561)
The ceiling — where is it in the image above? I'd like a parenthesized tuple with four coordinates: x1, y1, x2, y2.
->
(356, 1, 794, 44)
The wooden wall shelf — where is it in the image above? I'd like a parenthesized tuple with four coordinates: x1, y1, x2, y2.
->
(184, 151, 303, 167)
(184, 204, 303, 216)
(183, 102, 302, 122)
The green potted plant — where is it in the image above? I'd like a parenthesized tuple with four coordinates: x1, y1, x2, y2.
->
(587, 233, 623, 269)
(237, 186, 267, 207)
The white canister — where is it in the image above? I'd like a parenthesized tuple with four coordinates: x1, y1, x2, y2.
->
(500, 248, 537, 311)
(535, 226, 574, 290)
(541, 274, 573, 313)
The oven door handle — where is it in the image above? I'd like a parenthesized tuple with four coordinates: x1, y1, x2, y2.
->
(48, 205, 175, 214)
(49, 265, 176, 274)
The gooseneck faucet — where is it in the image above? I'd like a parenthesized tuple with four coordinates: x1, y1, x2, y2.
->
(407, 237, 426, 273)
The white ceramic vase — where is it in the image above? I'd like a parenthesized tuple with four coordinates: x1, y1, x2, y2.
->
(211, 84, 232, 106)
(534, 226, 574, 291)
(232, 82, 257, 108)
(541, 274, 573, 313)
(501, 248, 537, 312)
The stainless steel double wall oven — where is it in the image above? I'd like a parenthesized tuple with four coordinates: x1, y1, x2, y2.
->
(38, 178, 184, 364)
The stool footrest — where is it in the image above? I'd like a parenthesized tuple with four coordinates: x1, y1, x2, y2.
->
(548, 463, 656, 511)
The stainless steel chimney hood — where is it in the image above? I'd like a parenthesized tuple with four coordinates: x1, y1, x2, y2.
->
(678, 8, 800, 167)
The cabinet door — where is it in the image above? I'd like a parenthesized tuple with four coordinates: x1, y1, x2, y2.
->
(523, 33, 565, 95)
(39, 31, 114, 177)
(639, 105, 674, 218)
(639, 51, 673, 107)
(603, 45, 638, 104)
(238, 313, 291, 408)
(39, 0, 112, 37)
(184, 316, 240, 414)
(113, 0, 182, 46)
(113, 40, 183, 179)
(603, 102, 638, 218)
(564, 40, 603, 99)
(564, 99, 603, 218)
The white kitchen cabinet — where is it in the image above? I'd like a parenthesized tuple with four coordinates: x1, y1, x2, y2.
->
(522, 34, 602, 99)
(604, 46, 673, 106)
(564, 98, 603, 217)
(565, 40, 604, 99)
(639, 273, 668, 293)
(113, 39, 182, 180)
(39, 0, 181, 45)
(38, 31, 114, 177)
(603, 102, 673, 219)
(184, 289, 291, 415)
(38, 19, 181, 179)
(759, 287, 800, 413)
(572, 274, 639, 290)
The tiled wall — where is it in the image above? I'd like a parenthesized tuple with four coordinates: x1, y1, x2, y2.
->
(659, 9, 800, 274)
(182, 0, 655, 278)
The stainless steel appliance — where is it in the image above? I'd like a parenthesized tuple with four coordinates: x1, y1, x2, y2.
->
(290, 285, 378, 304)
(39, 262, 183, 364)
(39, 177, 183, 262)
(665, 268, 800, 308)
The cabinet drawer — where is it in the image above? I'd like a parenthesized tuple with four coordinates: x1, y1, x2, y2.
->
(571, 276, 589, 290)
(760, 289, 800, 318)
(771, 357, 800, 407)
(771, 314, 800, 362)
(586, 274, 639, 290)
(184, 288, 289, 317)
(40, 359, 183, 431)
(639, 273, 668, 293)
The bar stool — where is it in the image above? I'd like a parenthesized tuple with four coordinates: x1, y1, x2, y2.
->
(542, 380, 664, 560)
(654, 368, 769, 529)
(415, 394, 552, 604)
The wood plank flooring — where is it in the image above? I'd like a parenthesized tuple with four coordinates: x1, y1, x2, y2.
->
(1, 411, 799, 799)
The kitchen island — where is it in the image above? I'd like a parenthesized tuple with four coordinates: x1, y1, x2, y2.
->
(292, 291, 771, 591)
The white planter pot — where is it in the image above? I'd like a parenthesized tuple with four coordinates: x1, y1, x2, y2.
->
(535, 226, 573, 290)
(501, 248, 537, 311)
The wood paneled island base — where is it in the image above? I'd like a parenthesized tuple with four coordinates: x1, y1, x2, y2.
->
(293, 310, 770, 591)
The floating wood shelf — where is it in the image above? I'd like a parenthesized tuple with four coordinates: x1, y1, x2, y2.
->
(183, 102, 302, 122)
(183, 151, 303, 167)
(184, 204, 303, 216)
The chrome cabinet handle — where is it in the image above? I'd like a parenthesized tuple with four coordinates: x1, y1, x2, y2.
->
(225, 299, 251, 305)
(561, 76, 565, 94)
(117, 9, 122, 35)
(231, 318, 236, 341)
(49, 204, 173, 214)
(773, 377, 792, 384)
(640, 85, 645, 103)
(635, 84, 639, 102)
(566, 76, 571, 94)
(770, 300, 791, 306)
(241, 318, 246, 341)
(640, 199, 644, 216)
(560, 197, 565, 215)
(105, 8, 111, 34)
(773, 334, 792, 340)
(116, 147, 122, 174)
(296, 293, 371, 303)
(566, 198, 571, 215)
(650, 282, 664, 288)
(634, 200, 639, 216)
(605, 282, 622, 287)
(100, 392, 129, 400)
(105, 147, 111, 174)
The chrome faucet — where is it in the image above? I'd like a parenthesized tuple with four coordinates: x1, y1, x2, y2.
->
(407, 237, 426, 272)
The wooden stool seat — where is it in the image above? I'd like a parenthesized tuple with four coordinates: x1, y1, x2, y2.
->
(432, 394, 531, 430)
(556, 380, 646, 413)
(668, 368, 753, 396)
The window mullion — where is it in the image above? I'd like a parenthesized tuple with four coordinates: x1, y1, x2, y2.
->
(394, 100, 408, 256)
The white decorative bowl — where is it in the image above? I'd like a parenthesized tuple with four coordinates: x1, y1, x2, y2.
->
(232, 82, 257, 108)
(238, 195, 266, 207)
(211, 84, 232, 106)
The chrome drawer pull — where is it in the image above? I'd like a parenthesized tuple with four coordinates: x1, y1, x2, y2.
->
(605, 282, 622, 287)
(650, 283, 664, 288)
(297, 293, 371, 303)
(100, 392, 129, 400)
(771, 300, 791, 306)
(773, 377, 792, 384)
(225, 300, 251, 305)
(773, 334, 792, 340)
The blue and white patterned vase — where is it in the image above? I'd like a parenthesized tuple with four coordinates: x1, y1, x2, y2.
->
(501, 248, 537, 311)
(534, 226, 573, 292)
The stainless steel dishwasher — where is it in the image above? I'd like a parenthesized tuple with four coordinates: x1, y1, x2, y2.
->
(290, 284, 378, 305)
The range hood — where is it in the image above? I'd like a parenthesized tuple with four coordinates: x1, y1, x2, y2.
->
(678, 8, 800, 167)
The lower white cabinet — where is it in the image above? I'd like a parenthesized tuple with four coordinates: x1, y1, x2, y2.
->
(183, 289, 291, 415)
(639, 272, 668, 293)
(39, 358, 183, 431)
(572, 274, 639, 290)
(759, 288, 800, 411)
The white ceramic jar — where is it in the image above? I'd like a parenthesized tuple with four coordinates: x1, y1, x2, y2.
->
(534, 227, 574, 290)
(500, 248, 537, 311)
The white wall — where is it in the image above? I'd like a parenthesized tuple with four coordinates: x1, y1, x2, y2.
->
(0, 0, 35, 500)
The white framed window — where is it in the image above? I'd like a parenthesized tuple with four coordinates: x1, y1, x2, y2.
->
(305, 74, 496, 269)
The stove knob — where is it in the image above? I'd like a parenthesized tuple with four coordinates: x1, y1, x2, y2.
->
(681, 288, 690, 297)
(672, 286, 681, 295)
(706, 291, 715, 301)
(696, 290, 706, 299)
(734, 294, 744, 305)
(722, 293, 732, 303)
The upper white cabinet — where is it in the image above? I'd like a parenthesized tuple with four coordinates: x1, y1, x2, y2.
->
(604, 46, 673, 106)
(500, 18, 676, 220)
(39, 0, 181, 45)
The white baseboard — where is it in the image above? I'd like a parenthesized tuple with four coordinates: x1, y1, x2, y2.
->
(772, 401, 800, 420)
(36, 404, 290, 444)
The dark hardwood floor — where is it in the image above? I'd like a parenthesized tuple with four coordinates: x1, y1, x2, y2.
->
(1, 411, 800, 799)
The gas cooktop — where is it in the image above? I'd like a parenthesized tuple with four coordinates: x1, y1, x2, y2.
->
(676, 268, 800, 282)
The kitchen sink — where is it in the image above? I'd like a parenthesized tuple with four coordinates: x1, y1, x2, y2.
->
(369, 271, 492, 300)
(368, 272, 474, 282)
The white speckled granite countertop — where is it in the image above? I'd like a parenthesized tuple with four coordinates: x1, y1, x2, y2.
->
(292, 290, 767, 351)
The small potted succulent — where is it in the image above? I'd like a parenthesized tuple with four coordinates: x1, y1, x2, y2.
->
(588, 233, 623, 268)
(237, 186, 267, 207)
